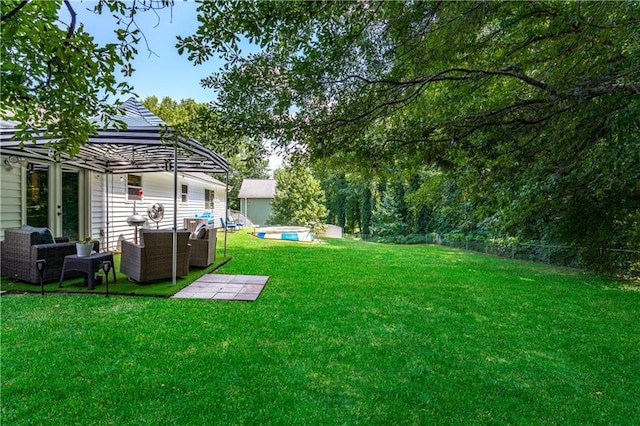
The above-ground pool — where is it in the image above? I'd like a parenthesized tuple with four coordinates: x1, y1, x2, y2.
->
(255, 226, 314, 242)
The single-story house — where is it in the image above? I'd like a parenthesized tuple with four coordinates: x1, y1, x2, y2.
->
(0, 98, 229, 254)
(237, 179, 276, 226)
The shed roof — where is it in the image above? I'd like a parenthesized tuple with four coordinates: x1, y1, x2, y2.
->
(0, 98, 229, 174)
(238, 179, 276, 199)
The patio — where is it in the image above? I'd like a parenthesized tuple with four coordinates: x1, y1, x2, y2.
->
(0, 248, 269, 301)
(0, 98, 232, 285)
(172, 274, 269, 301)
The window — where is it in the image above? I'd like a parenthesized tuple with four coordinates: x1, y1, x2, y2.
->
(181, 184, 189, 203)
(205, 189, 215, 210)
(127, 174, 143, 201)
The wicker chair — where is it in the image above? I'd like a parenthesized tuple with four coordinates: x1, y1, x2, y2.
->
(120, 229, 191, 283)
(0, 226, 99, 284)
(189, 225, 217, 268)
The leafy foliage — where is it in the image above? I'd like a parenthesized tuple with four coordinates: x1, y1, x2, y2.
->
(180, 1, 640, 263)
(0, 0, 176, 155)
(1, 0, 133, 155)
(268, 165, 328, 233)
(360, 184, 373, 236)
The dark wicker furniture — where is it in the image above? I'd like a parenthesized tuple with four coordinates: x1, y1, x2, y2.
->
(120, 229, 191, 283)
(189, 225, 217, 268)
(1, 227, 99, 284)
(58, 252, 117, 290)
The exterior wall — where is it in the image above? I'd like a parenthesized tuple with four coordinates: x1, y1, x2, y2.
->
(103, 172, 226, 251)
(0, 159, 226, 252)
(90, 173, 107, 250)
(242, 198, 272, 226)
(0, 157, 24, 234)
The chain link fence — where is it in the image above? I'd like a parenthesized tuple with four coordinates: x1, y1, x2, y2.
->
(352, 232, 639, 280)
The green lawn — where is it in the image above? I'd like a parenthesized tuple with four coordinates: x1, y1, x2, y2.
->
(2, 232, 639, 424)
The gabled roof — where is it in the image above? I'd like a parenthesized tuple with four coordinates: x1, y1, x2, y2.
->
(0, 98, 229, 174)
(115, 97, 167, 127)
(238, 179, 276, 199)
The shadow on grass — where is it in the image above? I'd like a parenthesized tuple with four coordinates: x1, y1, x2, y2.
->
(0, 253, 232, 297)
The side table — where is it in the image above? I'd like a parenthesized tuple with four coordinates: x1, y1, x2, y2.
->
(58, 252, 117, 290)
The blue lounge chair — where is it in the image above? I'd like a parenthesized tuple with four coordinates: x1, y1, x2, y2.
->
(228, 215, 244, 230)
(220, 217, 236, 232)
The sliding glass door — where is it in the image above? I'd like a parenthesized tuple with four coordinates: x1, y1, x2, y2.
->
(26, 163, 49, 228)
(25, 162, 84, 240)
(61, 167, 80, 241)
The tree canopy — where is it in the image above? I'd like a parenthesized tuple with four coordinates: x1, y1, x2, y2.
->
(179, 1, 640, 253)
(0, 0, 171, 156)
(179, 1, 639, 156)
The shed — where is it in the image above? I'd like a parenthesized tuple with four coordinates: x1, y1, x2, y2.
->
(237, 179, 276, 226)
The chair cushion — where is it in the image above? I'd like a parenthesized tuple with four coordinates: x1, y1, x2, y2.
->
(197, 226, 208, 239)
(21, 225, 54, 244)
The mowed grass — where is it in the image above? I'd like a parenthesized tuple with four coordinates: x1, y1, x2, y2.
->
(2, 232, 639, 424)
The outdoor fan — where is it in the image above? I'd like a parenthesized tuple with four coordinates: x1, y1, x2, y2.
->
(147, 203, 165, 229)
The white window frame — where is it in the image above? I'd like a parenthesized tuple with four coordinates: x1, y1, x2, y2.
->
(126, 174, 143, 202)
(204, 189, 215, 210)
(181, 184, 189, 203)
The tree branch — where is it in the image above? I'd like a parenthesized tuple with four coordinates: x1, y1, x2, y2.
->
(334, 66, 550, 92)
(63, 0, 76, 39)
(1, 0, 29, 22)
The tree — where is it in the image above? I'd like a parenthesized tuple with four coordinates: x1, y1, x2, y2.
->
(408, 174, 428, 235)
(1, 0, 171, 156)
(320, 172, 348, 229)
(142, 96, 201, 127)
(268, 165, 328, 233)
(179, 1, 640, 255)
(180, 1, 638, 159)
(360, 184, 373, 237)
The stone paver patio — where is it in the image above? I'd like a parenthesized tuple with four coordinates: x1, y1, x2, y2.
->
(172, 274, 269, 301)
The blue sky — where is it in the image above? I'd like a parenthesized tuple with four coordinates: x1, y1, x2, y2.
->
(71, 1, 222, 103)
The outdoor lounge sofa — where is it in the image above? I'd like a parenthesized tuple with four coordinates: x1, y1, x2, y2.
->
(0, 226, 98, 284)
(120, 229, 191, 283)
(188, 223, 217, 268)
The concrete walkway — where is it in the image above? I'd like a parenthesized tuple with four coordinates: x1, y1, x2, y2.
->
(172, 274, 269, 301)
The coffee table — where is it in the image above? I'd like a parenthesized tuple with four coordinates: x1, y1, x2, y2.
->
(58, 252, 117, 290)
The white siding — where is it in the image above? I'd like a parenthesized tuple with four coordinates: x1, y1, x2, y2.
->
(103, 172, 226, 251)
(90, 173, 107, 250)
(0, 161, 226, 250)
(0, 157, 23, 239)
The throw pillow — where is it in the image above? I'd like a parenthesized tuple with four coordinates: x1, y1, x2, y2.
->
(21, 225, 54, 244)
